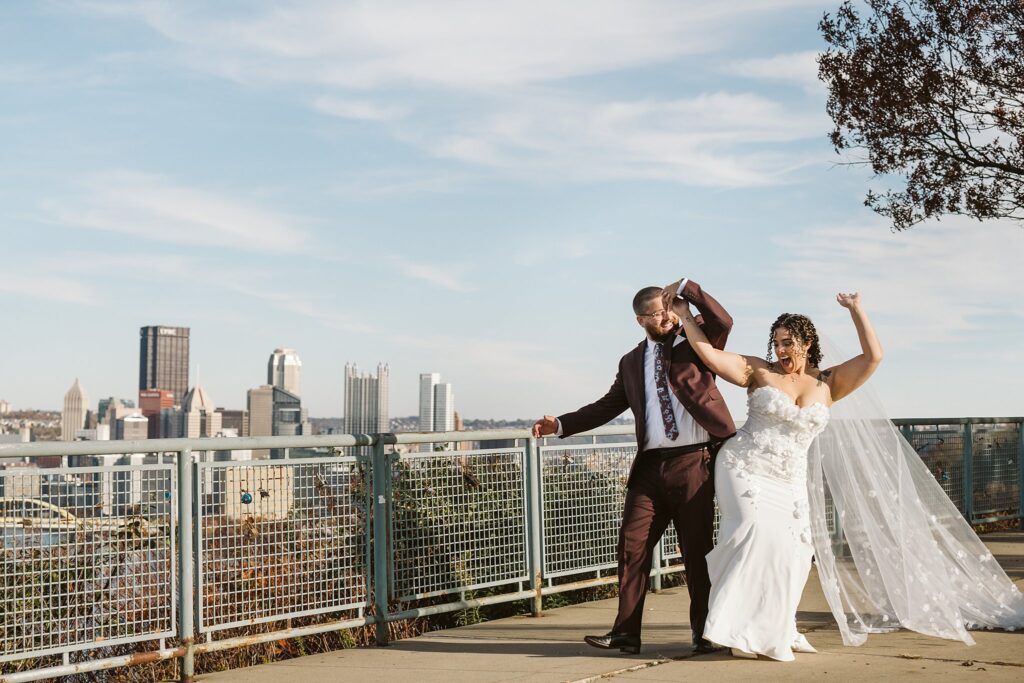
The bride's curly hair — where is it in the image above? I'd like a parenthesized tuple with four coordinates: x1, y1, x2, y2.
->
(766, 313, 823, 368)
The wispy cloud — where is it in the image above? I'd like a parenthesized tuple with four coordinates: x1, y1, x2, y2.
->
(0, 271, 98, 305)
(0, 62, 65, 84)
(312, 96, 408, 122)
(423, 91, 829, 187)
(0, 251, 191, 307)
(76, 1, 828, 89)
(512, 233, 595, 266)
(775, 218, 1023, 348)
(394, 331, 580, 394)
(71, 1, 834, 189)
(37, 171, 310, 253)
(726, 51, 824, 92)
(390, 255, 475, 292)
(13, 250, 377, 333)
(330, 169, 472, 196)
(0, 60, 115, 87)
(214, 278, 377, 334)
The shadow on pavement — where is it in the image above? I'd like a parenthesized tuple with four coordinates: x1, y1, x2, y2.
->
(392, 639, 662, 658)
(983, 531, 1024, 580)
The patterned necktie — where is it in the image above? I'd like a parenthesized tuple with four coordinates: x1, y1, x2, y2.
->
(654, 341, 679, 440)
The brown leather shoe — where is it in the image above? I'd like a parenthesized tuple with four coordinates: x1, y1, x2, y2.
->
(584, 632, 641, 654)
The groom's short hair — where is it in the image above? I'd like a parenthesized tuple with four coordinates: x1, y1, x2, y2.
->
(632, 286, 663, 314)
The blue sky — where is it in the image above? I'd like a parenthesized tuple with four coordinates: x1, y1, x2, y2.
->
(2, 0, 1021, 421)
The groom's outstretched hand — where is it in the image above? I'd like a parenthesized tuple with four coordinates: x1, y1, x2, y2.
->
(532, 415, 558, 438)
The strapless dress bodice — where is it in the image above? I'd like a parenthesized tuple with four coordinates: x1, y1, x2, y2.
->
(720, 386, 830, 483)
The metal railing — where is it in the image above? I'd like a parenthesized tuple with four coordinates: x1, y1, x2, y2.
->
(894, 417, 1023, 524)
(0, 417, 1020, 682)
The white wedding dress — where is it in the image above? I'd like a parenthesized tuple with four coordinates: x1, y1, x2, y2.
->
(704, 383, 1024, 661)
(704, 386, 829, 661)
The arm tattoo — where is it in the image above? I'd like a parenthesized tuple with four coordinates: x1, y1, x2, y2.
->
(816, 369, 833, 387)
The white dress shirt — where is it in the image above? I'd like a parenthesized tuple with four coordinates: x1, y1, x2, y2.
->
(554, 278, 707, 447)
(642, 335, 708, 450)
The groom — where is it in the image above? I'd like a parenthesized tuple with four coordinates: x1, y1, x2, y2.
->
(532, 278, 736, 655)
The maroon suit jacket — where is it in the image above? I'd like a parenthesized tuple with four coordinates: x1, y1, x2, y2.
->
(557, 280, 737, 486)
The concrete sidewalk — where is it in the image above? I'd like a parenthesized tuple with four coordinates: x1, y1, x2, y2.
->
(197, 532, 1024, 683)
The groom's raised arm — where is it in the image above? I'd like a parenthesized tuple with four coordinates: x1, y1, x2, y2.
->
(677, 279, 732, 350)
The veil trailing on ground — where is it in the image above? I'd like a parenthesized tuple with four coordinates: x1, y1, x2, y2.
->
(806, 334, 1024, 647)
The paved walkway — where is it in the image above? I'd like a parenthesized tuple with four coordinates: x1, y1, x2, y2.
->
(198, 532, 1024, 683)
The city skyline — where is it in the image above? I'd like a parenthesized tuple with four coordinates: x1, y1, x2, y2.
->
(2, 2, 1021, 422)
(3, 325, 479, 423)
(4, 338, 479, 423)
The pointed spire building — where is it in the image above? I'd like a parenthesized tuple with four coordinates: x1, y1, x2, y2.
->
(61, 378, 89, 441)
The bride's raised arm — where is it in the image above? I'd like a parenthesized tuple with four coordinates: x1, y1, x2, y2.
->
(669, 294, 767, 388)
(826, 293, 883, 402)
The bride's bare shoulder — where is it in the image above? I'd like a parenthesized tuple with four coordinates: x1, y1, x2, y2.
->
(746, 360, 776, 388)
(810, 367, 837, 405)
(812, 367, 836, 387)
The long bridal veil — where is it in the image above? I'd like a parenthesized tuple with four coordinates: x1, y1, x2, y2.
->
(806, 335, 1024, 646)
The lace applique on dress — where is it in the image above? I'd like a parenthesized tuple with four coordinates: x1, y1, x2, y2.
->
(722, 386, 830, 484)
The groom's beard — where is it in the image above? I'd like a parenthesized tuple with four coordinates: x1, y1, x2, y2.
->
(648, 322, 681, 343)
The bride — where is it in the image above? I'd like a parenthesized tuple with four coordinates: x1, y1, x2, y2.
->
(670, 289, 1024, 661)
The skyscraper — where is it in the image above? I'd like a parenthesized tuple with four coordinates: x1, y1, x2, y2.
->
(139, 389, 174, 438)
(98, 397, 136, 426)
(61, 378, 88, 441)
(344, 363, 389, 436)
(116, 412, 149, 441)
(181, 383, 222, 438)
(247, 385, 275, 459)
(271, 388, 305, 436)
(139, 325, 190, 406)
(219, 408, 249, 437)
(247, 384, 307, 459)
(433, 382, 455, 432)
(267, 347, 302, 396)
(418, 372, 440, 431)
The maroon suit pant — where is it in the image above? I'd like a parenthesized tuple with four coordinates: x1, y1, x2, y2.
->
(611, 447, 716, 642)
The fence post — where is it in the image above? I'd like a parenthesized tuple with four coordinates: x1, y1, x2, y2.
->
(899, 423, 913, 443)
(526, 437, 544, 616)
(178, 448, 195, 682)
(963, 423, 974, 523)
(372, 437, 391, 645)
(1018, 421, 1024, 530)
(651, 539, 664, 593)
